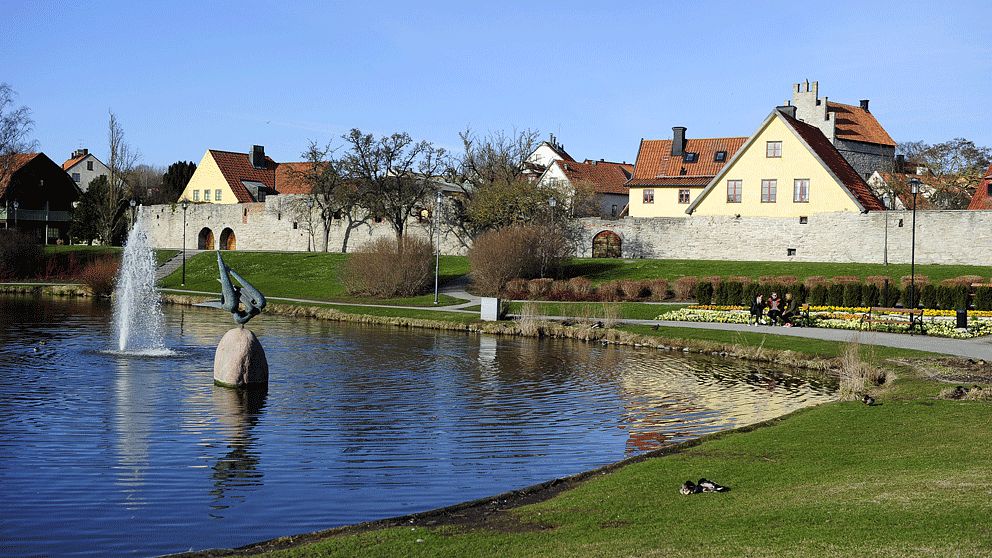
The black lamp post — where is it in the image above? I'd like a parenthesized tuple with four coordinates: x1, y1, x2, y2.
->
(129, 199, 137, 229)
(908, 178, 921, 309)
(181, 199, 189, 287)
(12, 200, 18, 230)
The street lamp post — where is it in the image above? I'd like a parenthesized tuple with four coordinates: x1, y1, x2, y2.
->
(181, 199, 189, 287)
(12, 200, 18, 230)
(433, 190, 443, 305)
(908, 178, 921, 311)
(129, 199, 137, 230)
(306, 197, 314, 252)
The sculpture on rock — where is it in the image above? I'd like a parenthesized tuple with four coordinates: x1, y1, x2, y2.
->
(213, 252, 269, 389)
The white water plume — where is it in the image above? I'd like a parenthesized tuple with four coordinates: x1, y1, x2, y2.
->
(113, 209, 167, 353)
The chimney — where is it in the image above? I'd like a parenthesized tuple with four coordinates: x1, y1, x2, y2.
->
(671, 127, 687, 157)
(776, 105, 797, 118)
(860, 99, 870, 112)
(71, 148, 88, 159)
(250, 145, 266, 169)
(895, 154, 905, 173)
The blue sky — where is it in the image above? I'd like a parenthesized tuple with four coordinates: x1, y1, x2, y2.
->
(2, 0, 990, 167)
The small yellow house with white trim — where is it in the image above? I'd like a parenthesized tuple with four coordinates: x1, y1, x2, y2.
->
(179, 145, 280, 205)
(686, 108, 885, 217)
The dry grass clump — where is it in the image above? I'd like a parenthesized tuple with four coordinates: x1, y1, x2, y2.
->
(568, 277, 594, 300)
(647, 278, 669, 301)
(619, 280, 646, 300)
(503, 279, 529, 299)
(939, 385, 992, 401)
(518, 302, 545, 336)
(831, 275, 860, 285)
(673, 277, 698, 301)
(548, 280, 572, 301)
(838, 340, 889, 400)
(597, 280, 623, 302)
(343, 237, 433, 297)
(81, 258, 120, 297)
(901, 275, 929, 287)
(527, 278, 553, 298)
(864, 275, 891, 287)
(803, 275, 829, 288)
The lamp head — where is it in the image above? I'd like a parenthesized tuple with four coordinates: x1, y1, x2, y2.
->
(181, 199, 189, 210)
(129, 199, 137, 208)
(909, 178, 921, 195)
(548, 197, 557, 208)
(12, 200, 19, 209)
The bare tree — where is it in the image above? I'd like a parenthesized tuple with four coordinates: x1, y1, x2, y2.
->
(0, 83, 36, 189)
(341, 129, 445, 244)
(94, 111, 138, 244)
(898, 139, 992, 209)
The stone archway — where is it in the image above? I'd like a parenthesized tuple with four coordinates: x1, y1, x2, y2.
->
(219, 227, 236, 251)
(592, 230, 622, 258)
(198, 227, 215, 250)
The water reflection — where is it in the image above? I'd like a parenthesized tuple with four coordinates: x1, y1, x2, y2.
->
(209, 387, 267, 511)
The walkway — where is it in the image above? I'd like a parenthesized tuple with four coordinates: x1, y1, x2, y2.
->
(155, 250, 203, 282)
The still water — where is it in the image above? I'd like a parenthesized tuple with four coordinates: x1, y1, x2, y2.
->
(0, 296, 835, 556)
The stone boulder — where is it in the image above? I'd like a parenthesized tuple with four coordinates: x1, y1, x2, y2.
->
(213, 327, 268, 388)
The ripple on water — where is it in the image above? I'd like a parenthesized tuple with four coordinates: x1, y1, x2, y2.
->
(0, 296, 836, 557)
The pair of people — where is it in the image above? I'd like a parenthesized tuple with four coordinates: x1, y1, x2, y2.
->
(749, 292, 798, 326)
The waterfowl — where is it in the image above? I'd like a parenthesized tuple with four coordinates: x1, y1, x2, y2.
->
(679, 480, 699, 495)
(952, 386, 968, 399)
(697, 478, 728, 492)
(862, 394, 876, 406)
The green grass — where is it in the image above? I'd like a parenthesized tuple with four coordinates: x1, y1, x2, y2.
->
(277, 301, 480, 323)
(563, 258, 992, 285)
(262, 362, 991, 557)
(619, 324, 936, 359)
(42, 245, 179, 266)
(508, 301, 689, 321)
(159, 251, 468, 307)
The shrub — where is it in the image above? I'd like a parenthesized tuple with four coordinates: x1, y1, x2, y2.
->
(527, 278, 553, 298)
(503, 279, 529, 299)
(672, 277, 698, 301)
(937, 284, 969, 310)
(828, 283, 846, 306)
(619, 280, 646, 300)
(343, 236, 433, 297)
(864, 275, 890, 287)
(862, 283, 881, 307)
(0, 230, 43, 281)
(809, 284, 829, 306)
(948, 275, 983, 287)
(695, 281, 715, 305)
(80, 258, 120, 297)
(975, 286, 992, 310)
(786, 283, 807, 305)
(901, 275, 928, 288)
(914, 283, 936, 309)
(843, 283, 863, 308)
(548, 280, 573, 301)
(568, 277, 594, 300)
(721, 281, 744, 306)
(596, 280, 623, 302)
(468, 224, 568, 296)
(647, 279, 669, 301)
(726, 275, 751, 284)
(773, 275, 798, 286)
(714, 281, 731, 306)
(757, 275, 776, 285)
(881, 283, 901, 307)
(743, 282, 762, 307)
(803, 275, 828, 288)
(831, 275, 860, 285)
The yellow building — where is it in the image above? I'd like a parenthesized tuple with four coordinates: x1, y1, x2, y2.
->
(179, 145, 308, 204)
(626, 128, 746, 217)
(686, 108, 885, 216)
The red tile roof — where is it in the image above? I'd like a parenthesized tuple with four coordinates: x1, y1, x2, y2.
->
(208, 149, 277, 203)
(274, 162, 313, 195)
(554, 160, 632, 195)
(0, 153, 40, 198)
(627, 136, 747, 187)
(62, 154, 86, 171)
(827, 101, 896, 147)
(781, 112, 886, 211)
(967, 163, 992, 210)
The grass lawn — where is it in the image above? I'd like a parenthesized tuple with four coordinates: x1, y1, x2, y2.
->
(508, 301, 689, 321)
(43, 245, 179, 266)
(159, 251, 468, 307)
(274, 301, 480, 324)
(260, 360, 991, 557)
(563, 258, 992, 285)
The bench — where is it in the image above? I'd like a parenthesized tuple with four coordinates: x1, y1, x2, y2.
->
(860, 306, 926, 335)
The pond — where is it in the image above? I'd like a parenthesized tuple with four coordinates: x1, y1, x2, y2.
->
(0, 296, 836, 556)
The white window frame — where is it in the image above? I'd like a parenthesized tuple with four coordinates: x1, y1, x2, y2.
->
(643, 189, 655, 204)
(761, 179, 777, 203)
(215, 189, 222, 201)
(794, 179, 810, 203)
(204, 189, 211, 202)
(726, 179, 742, 203)
(678, 189, 690, 204)
(766, 141, 782, 158)
(192, 190, 200, 202)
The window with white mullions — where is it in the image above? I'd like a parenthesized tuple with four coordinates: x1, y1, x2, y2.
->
(726, 179, 741, 203)
(794, 179, 809, 203)
(761, 179, 777, 203)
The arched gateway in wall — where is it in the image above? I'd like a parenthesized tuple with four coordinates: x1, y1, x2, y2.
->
(198, 227, 215, 250)
(592, 230, 622, 258)
(219, 228, 236, 250)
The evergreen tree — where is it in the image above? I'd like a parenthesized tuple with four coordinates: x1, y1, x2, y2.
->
(161, 161, 197, 201)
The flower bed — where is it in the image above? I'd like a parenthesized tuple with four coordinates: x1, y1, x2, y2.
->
(656, 306, 992, 338)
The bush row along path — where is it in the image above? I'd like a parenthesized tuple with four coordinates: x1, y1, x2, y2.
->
(156, 274, 992, 359)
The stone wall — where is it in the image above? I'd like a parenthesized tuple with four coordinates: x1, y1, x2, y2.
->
(144, 198, 991, 266)
(834, 138, 894, 181)
(577, 210, 992, 266)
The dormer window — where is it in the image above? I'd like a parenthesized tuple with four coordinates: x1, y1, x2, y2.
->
(714, 151, 727, 162)
(683, 152, 698, 163)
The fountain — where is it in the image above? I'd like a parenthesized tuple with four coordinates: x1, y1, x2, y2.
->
(112, 209, 168, 354)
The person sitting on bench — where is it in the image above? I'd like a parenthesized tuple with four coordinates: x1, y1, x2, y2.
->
(780, 292, 799, 327)
(766, 292, 783, 325)
(749, 294, 765, 326)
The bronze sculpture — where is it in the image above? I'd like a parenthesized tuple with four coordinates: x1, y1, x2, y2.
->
(217, 251, 266, 325)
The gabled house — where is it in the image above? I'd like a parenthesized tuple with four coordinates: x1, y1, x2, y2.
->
(788, 80, 896, 180)
(967, 163, 992, 210)
(626, 127, 747, 217)
(686, 107, 885, 217)
(537, 159, 633, 219)
(522, 135, 576, 181)
(1, 152, 81, 243)
(62, 148, 110, 192)
(867, 155, 936, 210)
(179, 145, 280, 204)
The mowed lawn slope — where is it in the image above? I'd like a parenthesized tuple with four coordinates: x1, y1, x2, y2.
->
(158, 251, 469, 306)
(264, 367, 992, 557)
